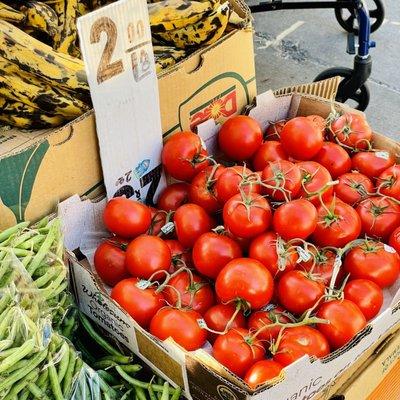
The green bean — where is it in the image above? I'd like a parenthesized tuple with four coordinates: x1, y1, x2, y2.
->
(62, 308, 78, 339)
(74, 356, 84, 378)
(46, 280, 68, 300)
(18, 388, 31, 400)
(17, 234, 45, 250)
(119, 364, 142, 374)
(148, 383, 157, 400)
(0, 348, 48, 392)
(73, 337, 96, 364)
(5, 358, 29, 373)
(48, 352, 64, 400)
(3, 368, 39, 400)
(35, 217, 49, 229)
(92, 359, 117, 370)
(57, 342, 70, 382)
(39, 269, 66, 299)
(0, 338, 36, 373)
(97, 374, 118, 397)
(22, 253, 33, 267)
(96, 370, 119, 385)
(121, 389, 134, 400)
(135, 386, 147, 400)
(62, 349, 77, 396)
(115, 367, 176, 394)
(0, 347, 20, 359)
(28, 381, 51, 399)
(0, 307, 14, 339)
(170, 387, 181, 400)
(79, 313, 124, 357)
(37, 368, 49, 388)
(97, 354, 133, 364)
(0, 222, 29, 244)
(11, 229, 38, 247)
(0, 292, 11, 315)
(0, 268, 14, 288)
(160, 382, 170, 400)
(0, 247, 32, 258)
(34, 267, 59, 288)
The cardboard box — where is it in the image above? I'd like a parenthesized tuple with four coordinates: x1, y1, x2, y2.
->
(60, 87, 400, 400)
(0, 0, 255, 230)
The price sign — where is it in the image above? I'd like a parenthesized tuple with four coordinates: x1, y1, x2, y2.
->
(77, 0, 166, 204)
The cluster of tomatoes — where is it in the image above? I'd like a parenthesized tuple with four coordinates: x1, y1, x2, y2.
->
(93, 110, 400, 390)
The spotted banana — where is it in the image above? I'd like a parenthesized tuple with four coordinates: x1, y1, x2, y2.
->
(0, 2, 25, 24)
(56, 0, 80, 57)
(154, 45, 186, 73)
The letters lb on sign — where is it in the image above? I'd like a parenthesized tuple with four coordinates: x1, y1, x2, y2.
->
(77, 0, 166, 205)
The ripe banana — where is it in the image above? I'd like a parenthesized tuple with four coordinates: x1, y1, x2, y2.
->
(0, 96, 65, 129)
(0, 20, 88, 94)
(57, 0, 79, 57)
(0, 2, 25, 24)
(154, 45, 186, 73)
(148, 0, 215, 33)
(153, 2, 230, 49)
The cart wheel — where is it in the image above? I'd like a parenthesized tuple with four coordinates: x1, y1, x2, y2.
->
(314, 67, 370, 111)
(335, 0, 385, 33)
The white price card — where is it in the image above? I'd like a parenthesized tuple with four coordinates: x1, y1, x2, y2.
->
(77, 0, 166, 204)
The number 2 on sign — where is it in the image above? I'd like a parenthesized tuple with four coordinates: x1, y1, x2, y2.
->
(90, 17, 124, 84)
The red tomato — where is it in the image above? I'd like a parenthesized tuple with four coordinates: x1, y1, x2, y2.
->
(389, 227, 400, 254)
(215, 166, 260, 205)
(280, 117, 324, 160)
(216, 258, 274, 310)
(312, 198, 361, 248)
(313, 142, 352, 179)
(161, 132, 209, 182)
(306, 114, 326, 134)
(297, 161, 333, 205)
(164, 240, 192, 272)
(125, 235, 171, 279)
(344, 279, 383, 320)
(218, 115, 263, 161)
(351, 151, 396, 180)
(278, 270, 325, 315)
(150, 307, 207, 351)
(204, 304, 247, 343)
(147, 208, 167, 236)
(244, 360, 283, 389)
(356, 196, 400, 240)
(316, 299, 367, 350)
(329, 113, 372, 150)
(188, 164, 225, 213)
(192, 232, 242, 279)
(377, 165, 400, 200)
(174, 204, 214, 248)
(343, 240, 400, 288)
(273, 326, 330, 367)
(163, 271, 214, 315)
(265, 120, 286, 141)
(223, 193, 272, 239)
(249, 232, 298, 277)
(248, 305, 292, 342)
(297, 247, 341, 286)
(213, 328, 265, 378)
(111, 278, 164, 328)
(273, 199, 318, 240)
(94, 240, 129, 287)
(103, 197, 151, 239)
(158, 183, 189, 211)
(262, 160, 302, 201)
(334, 172, 373, 205)
(252, 141, 288, 171)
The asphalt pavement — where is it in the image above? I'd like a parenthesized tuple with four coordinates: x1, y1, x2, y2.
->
(249, 0, 400, 140)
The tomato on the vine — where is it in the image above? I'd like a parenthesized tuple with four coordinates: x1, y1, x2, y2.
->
(273, 199, 318, 240)
(273, 326, 330, 367)
(265, 120, 286, 141)
(343, 239, 400, 288)
(162, 131, 209, 182)
(216, 258, 274, 310)
(252, 141, 288, 171)
(249, 232, 298, 277)
(244, 360, 283, 389)
(147, 208, 167, 236)
(356, 196, 400, 240)
(163, 271, 215, 315)
(352, 151, 396, 180)
(329, 113, 372, 150)
(111, 278, 164, 328)
(389, 227, 400, 254)
(280, 117, 324, 160)
(204, 304, 247, 343)
(306, 115, 326, 134)
(174, 203, 214, 248)
(344, 279, 383, 320)
(334, 172, 373, 205)
(223, 193, 272, 239)
(261, 160, 302, 201)
(192, 232, 242, 279)
(377, 165, 400, 200)
(94, 240, 129, 287)
(150, 307, 207, 351)
(316, 299, 366, 350)
(103, 197, 151, 239)
(189, 164, 225, 213)
(312, 198, 361, 247)
(277, 270, 325, 315)
(218, 115, 263, 161)
(213, 328, 265, 378)
(313, 142, 352, 179)
(158, 183, 189, 211)
(215, 166, 260, 205)
(164, 239, 191, 272)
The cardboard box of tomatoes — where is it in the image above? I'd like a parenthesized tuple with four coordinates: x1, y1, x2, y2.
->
(60, 85, 400, 400)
